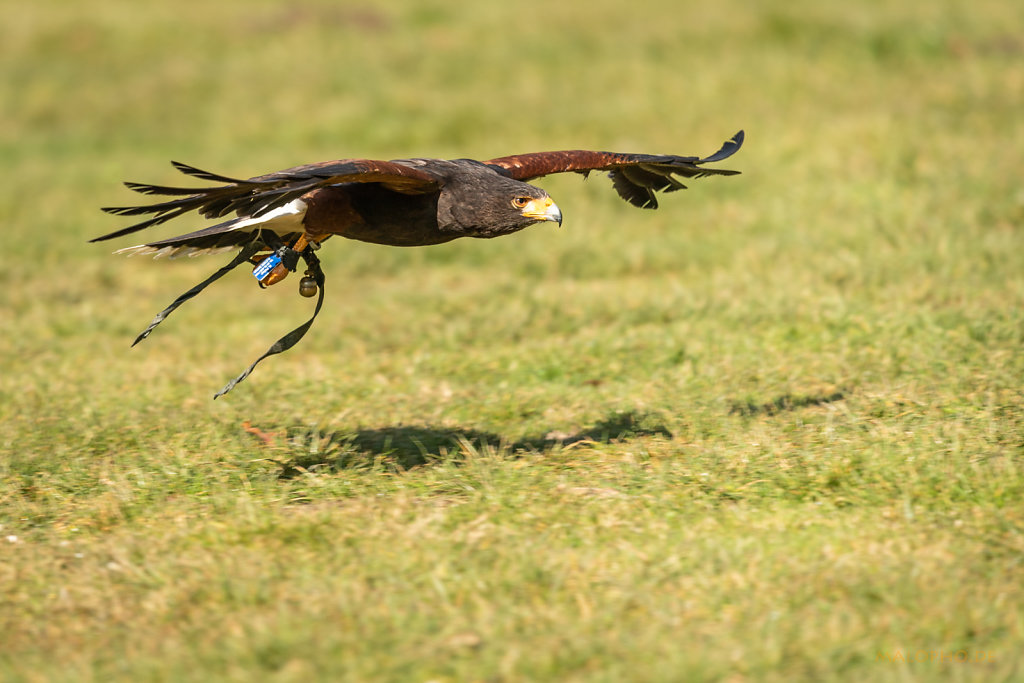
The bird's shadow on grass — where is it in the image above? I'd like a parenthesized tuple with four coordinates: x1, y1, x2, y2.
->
(247, 411, 673, 477)
(727, 389, 847, 417)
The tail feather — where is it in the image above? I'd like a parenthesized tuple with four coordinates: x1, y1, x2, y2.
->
(112, 199, 309, 258)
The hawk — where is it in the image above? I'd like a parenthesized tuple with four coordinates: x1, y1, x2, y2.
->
(95, 130, 744, 397)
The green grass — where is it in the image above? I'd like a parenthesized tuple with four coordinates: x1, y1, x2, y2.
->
(2, 0, 1023, 680)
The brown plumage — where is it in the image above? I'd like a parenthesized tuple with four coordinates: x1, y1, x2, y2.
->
(95, 130, 744, 396)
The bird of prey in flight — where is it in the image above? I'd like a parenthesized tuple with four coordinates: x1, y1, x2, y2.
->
(95, 130, 744, 397)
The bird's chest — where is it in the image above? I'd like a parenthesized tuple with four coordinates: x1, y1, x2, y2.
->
(302, 185, 458, 247)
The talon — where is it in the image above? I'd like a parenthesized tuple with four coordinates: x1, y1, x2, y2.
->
(251, 235, 311, 287)
(252, 252, 289, 285)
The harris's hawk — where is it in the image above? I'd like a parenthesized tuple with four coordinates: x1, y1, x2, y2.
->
(94, 131, 744, 397)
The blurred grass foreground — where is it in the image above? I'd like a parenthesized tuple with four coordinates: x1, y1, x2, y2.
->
(2, 1, 1023, 681)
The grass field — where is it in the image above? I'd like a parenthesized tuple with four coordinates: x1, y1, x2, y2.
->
(2, 0, 1023, 680)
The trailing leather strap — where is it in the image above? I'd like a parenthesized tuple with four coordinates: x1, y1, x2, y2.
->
(214, 246, 325, 399)
(130, 233, 327, 399)
(132, 241, 264, 347)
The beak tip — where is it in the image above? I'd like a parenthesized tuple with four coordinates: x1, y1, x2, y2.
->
(521, 197, 563, 227)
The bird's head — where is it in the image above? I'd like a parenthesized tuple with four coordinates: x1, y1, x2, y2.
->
(510, 191, 562, 229)
(438, 170, 562, 238)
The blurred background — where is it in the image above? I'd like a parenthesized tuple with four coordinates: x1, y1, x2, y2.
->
(2, 0, 1021, 434)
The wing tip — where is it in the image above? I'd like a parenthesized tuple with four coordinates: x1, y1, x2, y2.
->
(699, 130, 745, 165)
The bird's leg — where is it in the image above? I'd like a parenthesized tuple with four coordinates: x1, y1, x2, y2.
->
(213, 241, 326, 399)
(252, 235, 310, 287)
(250, 233, 327, 297)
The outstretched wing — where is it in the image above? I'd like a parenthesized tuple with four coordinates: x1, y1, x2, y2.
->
(93, 158, 442, 243)
(484, 130, 744, 209)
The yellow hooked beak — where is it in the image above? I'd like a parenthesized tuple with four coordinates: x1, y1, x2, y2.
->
(520, 197, 562, 227)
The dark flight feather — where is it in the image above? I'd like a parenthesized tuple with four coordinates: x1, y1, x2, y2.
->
(485, 130, 744, 208)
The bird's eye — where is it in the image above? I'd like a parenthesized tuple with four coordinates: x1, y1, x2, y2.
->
(511, 197, 531, 209)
